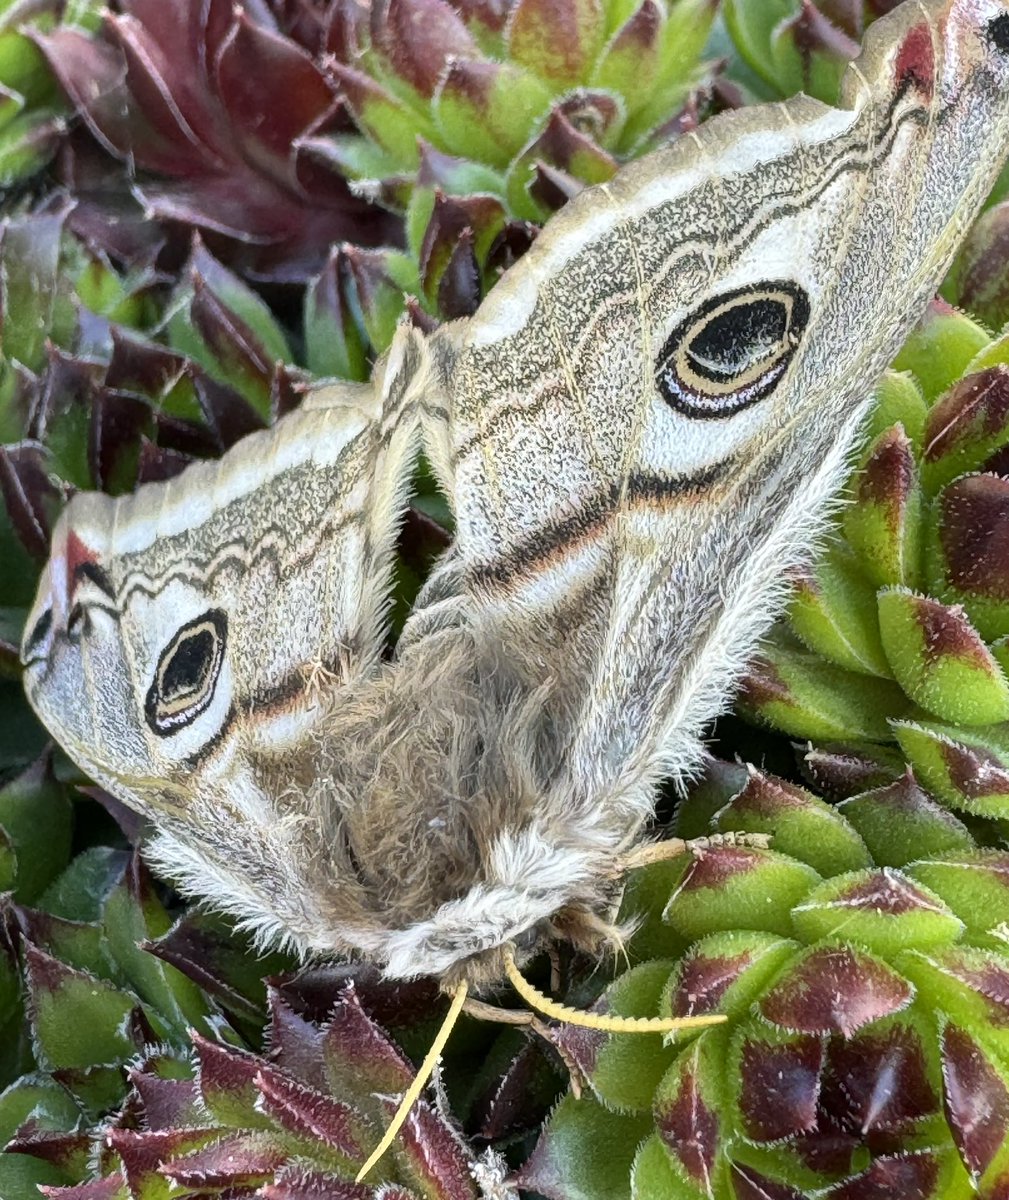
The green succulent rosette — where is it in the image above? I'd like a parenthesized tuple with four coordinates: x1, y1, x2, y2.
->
(322, 0, 720, 211)
(524, 761, 1009, 1200)
(740, 306, 1009, 824)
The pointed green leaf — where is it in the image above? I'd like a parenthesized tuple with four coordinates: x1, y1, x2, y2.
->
(893, 305, 992, 403)
(790, 867, 963, 956)
(878, 589, 1009, 725)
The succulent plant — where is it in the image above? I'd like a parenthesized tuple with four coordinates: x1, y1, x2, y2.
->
(944, 168, 1009, 333)
(739, 304, 1009, 825)
(522, 759, 1009, 1200)
(719, 0, 906, 103)
(31, 0, 397, 283)
(320, 0, 720, 201)
(30, 0, 725, 334)
(0, 0, 104, 191)
(321, 0, 726, 318)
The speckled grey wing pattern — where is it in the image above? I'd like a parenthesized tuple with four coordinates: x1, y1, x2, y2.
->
(420, 0, 1009, 822)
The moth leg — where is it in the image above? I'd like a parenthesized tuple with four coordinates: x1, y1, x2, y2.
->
(547, 943, 562, 995)
(621, 832, 773, 871)
(462, 998, 585, 1097)
(463, 997, 535, 1026)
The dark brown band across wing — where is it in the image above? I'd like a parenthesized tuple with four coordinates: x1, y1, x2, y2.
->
(469, 462, 733, 589)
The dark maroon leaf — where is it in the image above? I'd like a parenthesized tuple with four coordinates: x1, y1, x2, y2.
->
(64, 173, 171, 270)
(405, 296, 441, 334)
(0, 442, 61, 560)
(729, 768, 816, 817)
(214, 13, 338, 160)
(737, 1034, 825, 1142)
(655, 1054, 721, 1190)
(190, 276, 275, 393)
(111, 13, 226, 168)
(668, 946, 762, 1017)
(35, 26, 187, 175)
(161, 1131, 289, 1188)
(36, 2, 396, 283)
(270, 363, 308, 419)
(277, 963, 442, 1032)
(321, 982, 413, 1097)
(129, 1066, 203, 1130)
(938, 474, 1009, 601)
(126, 1004, 160, 1050)
(822, 869, 947, 917)
(255, 1068, 365, 1159)
(262, 1167, 383, 1199)
(924, 366, 1009, 464)
(267, 989, 327, 1091)
(106, 1127, 217, 1197)
(151, 410, 222, 459)
(823, 1023, 937, 1135)
(38, 1173, 127, 1200)
(436, 229, 481, 319)
(392, 1096, 477, 1200)
(800, 744, 903, 798)
(193, 1031, 271, 1111)
(135, 439, 195, 483)
(415, 140, 479, 192)
(106, 328, 189, 395)
(854, 425, 916, 534)
(4, 1129, 91, 1174)
(823, 1150, 939, 1199)
(759, 948, 913, 1036)
(520, 109, 617, 179)
(370, 0, 478, 96)
(938, 737, 1009, 805)
(191, 369, 268, 451)
(528, 161, 584, 213)
(88, 390, 154, 492)
(418, 192, 502, 297)
(470, 1038, 561, 1140)
(938, 949, 1009, 1017)
(942, 1023, 1009, 1178)
(485, 220, 538, 279)
(399, 506, 452, 576)
(789, 1128, 861, 1176)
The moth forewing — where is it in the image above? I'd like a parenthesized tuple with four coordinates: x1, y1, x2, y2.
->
(431, 0, 1009, 935)
(19, 0, 1009, 997)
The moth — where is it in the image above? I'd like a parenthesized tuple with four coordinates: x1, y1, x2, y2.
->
(19, 0, 1009, 1010)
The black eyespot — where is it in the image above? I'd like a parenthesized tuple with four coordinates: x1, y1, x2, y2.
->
(145, 610, 227, 737)
(656, 281, 811, 419)
(988, 12, 1009, 53)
